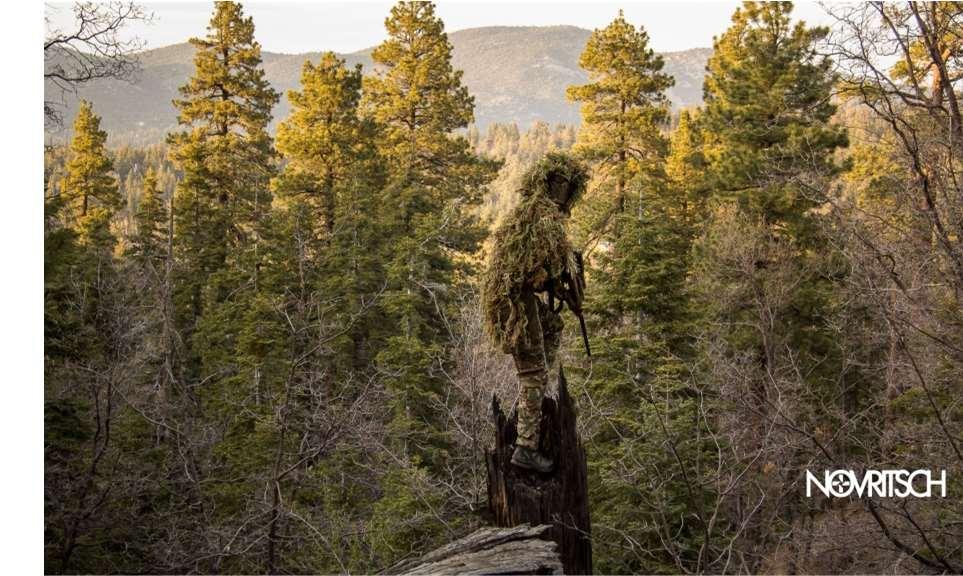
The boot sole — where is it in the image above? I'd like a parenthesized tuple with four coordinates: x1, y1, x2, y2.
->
(511, 456, 553, 474)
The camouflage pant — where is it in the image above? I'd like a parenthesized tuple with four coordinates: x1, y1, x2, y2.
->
(512, 289, 563, 450)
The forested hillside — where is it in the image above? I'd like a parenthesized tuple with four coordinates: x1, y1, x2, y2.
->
(44, 25, 710, 145)
(44, 2, 962, 574)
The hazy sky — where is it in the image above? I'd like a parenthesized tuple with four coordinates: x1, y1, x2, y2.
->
(46, 1, 835, 55)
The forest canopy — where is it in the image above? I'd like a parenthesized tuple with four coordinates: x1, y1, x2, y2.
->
(43, 2, 962, 574)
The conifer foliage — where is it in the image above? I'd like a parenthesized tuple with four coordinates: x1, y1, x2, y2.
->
(274, 52, 367, 237)
(363, 1, 499, 466)
(168, 0, 279, 328)
(128, 168, 168, 264)
(565, 12, 718, 573)
(701, 1, 847, 230)
(60, 100, 119, 243)
(567, 10, 674, 212)
(45, 101, 128, 573)
(42, 2, 963, 574)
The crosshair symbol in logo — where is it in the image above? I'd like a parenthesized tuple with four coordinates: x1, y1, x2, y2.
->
(829, 470, 852, 496)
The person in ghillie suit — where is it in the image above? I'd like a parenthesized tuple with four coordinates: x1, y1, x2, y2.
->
(482, 152, 588, 473)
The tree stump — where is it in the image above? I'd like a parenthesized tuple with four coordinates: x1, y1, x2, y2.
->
(486, 367, 592, 575)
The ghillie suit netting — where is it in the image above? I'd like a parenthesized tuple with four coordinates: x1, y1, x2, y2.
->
(481, 152, 588, 352)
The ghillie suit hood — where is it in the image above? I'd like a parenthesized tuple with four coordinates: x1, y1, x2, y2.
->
(519, 151, 589, 209)
(482, 153, 588, 352)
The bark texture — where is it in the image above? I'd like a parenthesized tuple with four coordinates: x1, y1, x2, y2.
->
(394, 524, 562, 575)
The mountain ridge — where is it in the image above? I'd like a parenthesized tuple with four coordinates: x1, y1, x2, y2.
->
(45, 25, 711, 145)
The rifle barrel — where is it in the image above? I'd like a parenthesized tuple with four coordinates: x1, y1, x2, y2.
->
(578, 313, 591, 357)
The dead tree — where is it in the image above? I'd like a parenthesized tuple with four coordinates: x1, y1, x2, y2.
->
(44, 1, 152, 127)
(486, 367, 592, 575)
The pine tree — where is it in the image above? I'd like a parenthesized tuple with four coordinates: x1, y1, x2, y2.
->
(128, 168, 169, 265)
(666, 110, 711, 231)
(564, 13, 731, 572)
(255, 55, 390, 572)
(274, 52, 367, 239)
(273, 51, 388, 374)
(45, 106, 132, 573)
(168, 0, 279, 327)
(698, 0, 849, 383)
(698, 0, 849, 388)
(60, 101, 119, 247)
(362, 0, 498, 465)
(161, 5, 283, 570)
(47, 103, 121, 365)
(565, 11, 683, 412)
(46, 102, 123, 383)
(691, 3, 850, 567)
(701, 1, 847, 234)
(565, 10, 682, 406)
(566, 11, 674, 214)
(364, 1, 479, 184)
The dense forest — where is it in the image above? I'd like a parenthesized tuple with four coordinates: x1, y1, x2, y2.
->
(44, 1, 962, 574)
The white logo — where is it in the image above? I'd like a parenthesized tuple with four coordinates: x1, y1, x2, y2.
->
(806, 469, 947, 498)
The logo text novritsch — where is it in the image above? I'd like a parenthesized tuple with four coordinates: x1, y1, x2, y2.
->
(806, 469, 947, 498)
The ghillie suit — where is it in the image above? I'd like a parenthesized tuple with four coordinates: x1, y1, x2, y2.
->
(482, 152, 588, 472)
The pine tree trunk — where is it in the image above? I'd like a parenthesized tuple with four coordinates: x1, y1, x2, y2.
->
(486, 367, 593, 575)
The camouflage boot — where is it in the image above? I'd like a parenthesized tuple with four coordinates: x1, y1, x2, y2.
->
(511, 444, 554, 473)
(512, 370, 554, 473)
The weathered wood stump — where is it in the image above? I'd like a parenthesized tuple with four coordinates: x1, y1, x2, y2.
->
(486, 367, 592, 575)
(394, 524, 562, 575)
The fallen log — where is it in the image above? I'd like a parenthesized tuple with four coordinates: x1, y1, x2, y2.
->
(394, 524, 562, 575)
